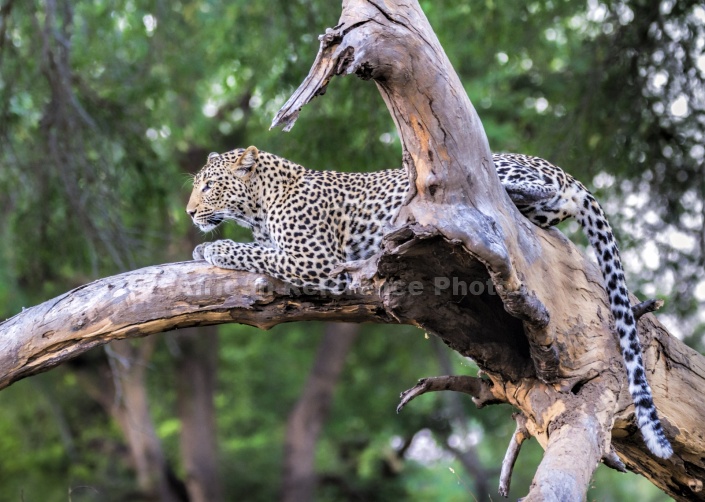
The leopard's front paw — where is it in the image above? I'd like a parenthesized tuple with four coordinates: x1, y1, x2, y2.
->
(193, 243, 208, 261)
(194, 239, 240, 269)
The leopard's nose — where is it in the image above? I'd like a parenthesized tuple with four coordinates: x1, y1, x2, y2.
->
(187, 209, 196, 218)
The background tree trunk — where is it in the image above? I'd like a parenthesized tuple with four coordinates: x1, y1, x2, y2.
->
(281, 323, 359, 502)
(172, 326, 223, 502)
(109, 340, 187, 501)
(75, 339, 187, 501)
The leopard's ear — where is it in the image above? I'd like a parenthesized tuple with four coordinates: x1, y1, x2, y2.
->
(232, 146, 259, 181)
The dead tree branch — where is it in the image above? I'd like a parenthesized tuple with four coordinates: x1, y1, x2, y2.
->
(273, 0, 705, 499)
(396, 375, 499, 413)
(499, 413, 531, 498)
(0, 262, 394, 390)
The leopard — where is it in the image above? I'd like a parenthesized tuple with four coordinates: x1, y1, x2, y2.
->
(186, 145, 673, 459)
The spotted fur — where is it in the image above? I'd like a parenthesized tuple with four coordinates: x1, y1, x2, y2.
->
(187, 146, 672, 458)
(495, 154, 672, 459)
(187, 146, 406, 292)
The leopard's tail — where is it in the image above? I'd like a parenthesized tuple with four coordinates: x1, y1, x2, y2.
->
(580, 191, 673, 458)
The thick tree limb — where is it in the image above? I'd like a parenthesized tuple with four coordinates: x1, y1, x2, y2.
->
(0, 261, 395, 390)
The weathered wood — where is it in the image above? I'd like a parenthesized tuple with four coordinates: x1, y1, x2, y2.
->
(499, 413, 531, 498)
(0, 261, 395, 390)
(396, 375, 498, 414)
(274, 0, 705, 499)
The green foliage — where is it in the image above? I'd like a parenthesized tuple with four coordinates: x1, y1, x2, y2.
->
(0, 373, 133, 502)
(0, 0, 698, 499)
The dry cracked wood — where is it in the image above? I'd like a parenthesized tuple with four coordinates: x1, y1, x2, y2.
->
(273, 0, 705, 499)
(0, 262, 394, 390)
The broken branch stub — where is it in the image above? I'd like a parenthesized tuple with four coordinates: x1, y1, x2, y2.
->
(499, 413, 531, 498)
(396, 375, 500, 414)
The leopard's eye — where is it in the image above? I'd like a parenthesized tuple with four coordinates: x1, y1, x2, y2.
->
(202, 181, 213, 192)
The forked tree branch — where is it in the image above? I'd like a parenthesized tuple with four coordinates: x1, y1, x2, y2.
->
(272, 1, 705, 499)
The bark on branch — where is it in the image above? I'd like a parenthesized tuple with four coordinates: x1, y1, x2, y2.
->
(0, 261, 395, 390)
(499, 413, 531, 498)
(273, 0, 705, 499)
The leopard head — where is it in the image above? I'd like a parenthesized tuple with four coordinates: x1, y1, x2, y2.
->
(186, 146, 260, 232)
